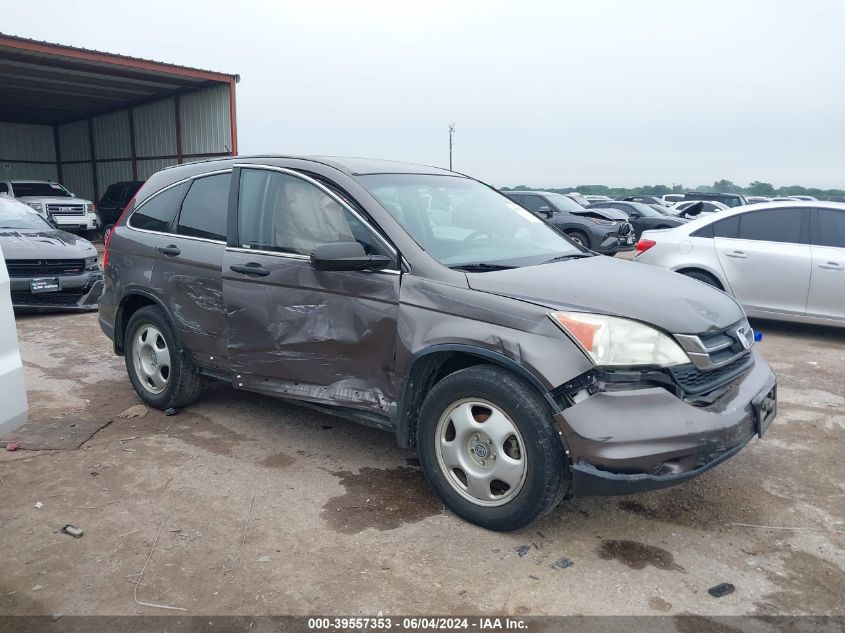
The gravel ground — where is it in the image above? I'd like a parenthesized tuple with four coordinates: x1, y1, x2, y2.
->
(0, 305, 842, 617)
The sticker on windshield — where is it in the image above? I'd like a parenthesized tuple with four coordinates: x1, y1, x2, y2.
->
(506, 203, 540, 223)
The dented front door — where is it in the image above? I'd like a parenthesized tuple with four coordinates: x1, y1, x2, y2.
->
(222, 166, 401, 415)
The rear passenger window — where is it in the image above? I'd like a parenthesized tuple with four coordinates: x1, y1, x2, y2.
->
(177, 173, 229, 241)
(739, 208, 804, 244)
(713, 215, 740, 238)
(814, 209, 845, 248)
(130, 182, 188, 233)
(691, 223, 714, 238)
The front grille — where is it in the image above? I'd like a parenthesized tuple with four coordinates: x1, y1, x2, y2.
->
(5, 259, 86, 276)
(675, 320, 753, 371)
(46, 204, 85, 216)
(617, 222, 633, 237)
(668, 352, 753, 395)
(11, 290, 87, 307)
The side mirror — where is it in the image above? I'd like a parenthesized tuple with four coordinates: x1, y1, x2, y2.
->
(311, 241, 392, 272)
(628, 211, 640, 219)
(537, 205, 553, 217)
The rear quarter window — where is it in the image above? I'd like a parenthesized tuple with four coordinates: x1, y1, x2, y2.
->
(176, 173, 229, 241)
(129, 182, 189, 233)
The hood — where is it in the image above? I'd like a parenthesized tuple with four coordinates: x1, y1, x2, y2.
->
(0, 229, 96, 260)
(569, 206, 628, 221)
(466, 256, 743, 335)
(16, 196, 92, 205)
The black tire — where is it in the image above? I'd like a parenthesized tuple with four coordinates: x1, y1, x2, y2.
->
(565, 230, 589, 248)
(416, 365, 568, 531)
(101, 223, 115, 242)
(124, 305, 204, 410)
(680, 269, 723, 290)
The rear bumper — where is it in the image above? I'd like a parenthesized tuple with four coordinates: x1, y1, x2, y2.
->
(10, 272, 104, 311)
(556, 348, 776, 497)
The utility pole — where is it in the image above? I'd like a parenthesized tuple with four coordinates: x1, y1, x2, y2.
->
(449, 123, 455, 171)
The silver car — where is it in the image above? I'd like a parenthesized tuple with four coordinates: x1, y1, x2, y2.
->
(634, 201, 845, 328)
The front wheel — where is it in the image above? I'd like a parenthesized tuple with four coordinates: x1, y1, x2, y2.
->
(564, 230, 588, 248)
(416, 365, 568, 531)
(124, 306, 204, 410)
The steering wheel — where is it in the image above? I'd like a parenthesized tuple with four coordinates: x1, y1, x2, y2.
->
(462, 231, 495, 243)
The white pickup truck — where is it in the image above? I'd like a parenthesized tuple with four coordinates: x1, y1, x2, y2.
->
(0, 180, 99, 232)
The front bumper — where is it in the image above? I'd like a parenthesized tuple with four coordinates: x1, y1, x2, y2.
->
(555, 348, 776, 497)
(50, 213, 99, 231)
(595, 231, 636, 255)
(10, 271, 104, 311)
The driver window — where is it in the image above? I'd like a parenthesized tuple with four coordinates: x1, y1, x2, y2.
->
(238, 169, 389, 257)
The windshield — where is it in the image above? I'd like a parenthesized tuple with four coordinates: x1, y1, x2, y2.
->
(359, 174, 583, 268)
(0, 202, 52, 230)
(12, 182, 72, 198)
(544, 193, 586, 213)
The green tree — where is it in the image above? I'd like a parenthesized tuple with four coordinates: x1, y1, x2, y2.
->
(748, 181, 775, 196)
(712, 179, 742, 194)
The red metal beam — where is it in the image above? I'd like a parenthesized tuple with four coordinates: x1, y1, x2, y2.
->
(0, 35, 238, 84)
(229, 78, 238, 155)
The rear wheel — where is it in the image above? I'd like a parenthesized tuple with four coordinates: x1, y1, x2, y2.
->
(124, 306, 204, 410)
(416, 365, 568, 531)
(680, 269, 723, 290)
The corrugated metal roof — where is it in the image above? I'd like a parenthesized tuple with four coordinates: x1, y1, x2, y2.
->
(0, 32, 239, 81)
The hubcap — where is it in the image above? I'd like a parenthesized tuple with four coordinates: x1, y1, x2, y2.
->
(434, 398, 527, 507)
(132, 325, 171, 395)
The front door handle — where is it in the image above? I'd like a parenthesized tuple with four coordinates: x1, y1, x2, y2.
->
(230, 262, 271, 277)
(156, 245, 181, 257)
(725, 250, 747, 258)
(819, 262, 843, 270)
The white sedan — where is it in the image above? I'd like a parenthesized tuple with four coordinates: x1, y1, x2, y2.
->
(634, 201, 845, 328)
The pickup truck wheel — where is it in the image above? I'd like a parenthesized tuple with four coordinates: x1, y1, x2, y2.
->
(417, 365, 568, 531)
(124, 306, 203, 410)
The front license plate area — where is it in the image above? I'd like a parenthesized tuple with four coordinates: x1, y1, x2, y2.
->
(626, 235, 635, 244)
(754, 384, 777, 437)
(31, 278, 60, 293)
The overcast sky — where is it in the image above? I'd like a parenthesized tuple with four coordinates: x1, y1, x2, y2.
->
(5, 1, 844, 188)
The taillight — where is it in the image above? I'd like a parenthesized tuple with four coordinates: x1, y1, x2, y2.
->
(636, 238, 656, 255)
(103, 196, 135, 269)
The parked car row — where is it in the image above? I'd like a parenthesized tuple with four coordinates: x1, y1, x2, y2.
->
(97, 155, 778, 532)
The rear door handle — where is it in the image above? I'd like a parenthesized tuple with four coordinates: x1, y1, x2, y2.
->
(156, 245, 181, 257)
(230, 262, 271, 277)
(725, 250, 747, 258)
(819, 262, 843, 270)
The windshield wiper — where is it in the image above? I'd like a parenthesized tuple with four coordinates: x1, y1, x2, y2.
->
(542, 253, 596, 264)
(449, 263, 514, 272)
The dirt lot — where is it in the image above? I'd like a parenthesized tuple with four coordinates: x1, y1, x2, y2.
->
(1, 307, 843, 617)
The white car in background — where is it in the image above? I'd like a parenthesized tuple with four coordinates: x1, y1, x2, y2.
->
(0, 180, 98, 232)
(0, 244, 28, 435)
(634, 201, 845, 327)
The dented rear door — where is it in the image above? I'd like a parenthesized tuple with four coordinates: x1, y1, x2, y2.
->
(223, 166, 401, 415)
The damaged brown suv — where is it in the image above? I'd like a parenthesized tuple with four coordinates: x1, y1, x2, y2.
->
(99, 156, 777, 531)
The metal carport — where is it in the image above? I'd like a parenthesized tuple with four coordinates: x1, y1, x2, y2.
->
(0, 33, 239, 202)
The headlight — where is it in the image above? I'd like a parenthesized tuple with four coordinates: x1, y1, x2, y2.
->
(84, 255, 99, 271)
(85, 203, 94, 212)
(588, 218, 613, 225)
(549, 311, 689, 367)
(27, 202, 43, 211)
